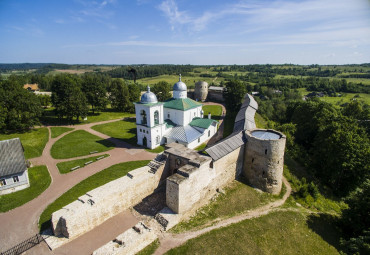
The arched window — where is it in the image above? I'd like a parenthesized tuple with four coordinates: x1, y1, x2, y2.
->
(154, 110, 159, 125)
(140, 110, 147, 125)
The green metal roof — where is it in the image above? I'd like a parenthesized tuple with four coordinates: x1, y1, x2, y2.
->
(189, 117, 218, 129)
(164, 119, 176, 129)
(163, 98, 202, 111)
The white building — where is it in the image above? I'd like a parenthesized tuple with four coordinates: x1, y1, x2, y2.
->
(134, 76, 218, 149)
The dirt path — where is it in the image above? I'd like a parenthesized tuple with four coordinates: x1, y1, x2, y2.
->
(0, 118, 156, 252)
(153, 178, 292, 255)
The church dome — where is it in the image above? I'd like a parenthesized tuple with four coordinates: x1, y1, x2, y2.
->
(173, 74, 187, 91)
(141, 86, 158, 103)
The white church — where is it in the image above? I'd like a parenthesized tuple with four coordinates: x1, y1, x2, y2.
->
(134, 75, 218, 149)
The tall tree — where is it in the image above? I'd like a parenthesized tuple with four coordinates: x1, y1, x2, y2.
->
(51, 74, 88, 122)
(223, 80, 247, 112)
(151, 81, 171, 102)
(0, 77, 42, 132)
(81, 73, 109, 113)
(127, 83, 141, 113)
(108, 79, 131, 111)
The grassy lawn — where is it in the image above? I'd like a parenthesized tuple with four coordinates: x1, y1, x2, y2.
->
(39, 160, 150, 231)
(92, 119, 165, 153)
(0, 128, 49, 159)
(0, 165, 51, 212)
(56, 154, 109, 174)
(50, 127, 74, 138)
(41, 108, 134, 126)
(92, 119, 137, 145)
(166, 211, 341, 255)
(137, 239, 160, 255)
(50, 130, 115, 159)
(171, 178, 279, 233)
(202, 105, 223, 120)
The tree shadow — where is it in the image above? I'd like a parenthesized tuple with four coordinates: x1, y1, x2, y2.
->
(306, 213, 342, 251)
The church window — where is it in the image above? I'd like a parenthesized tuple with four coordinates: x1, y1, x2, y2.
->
(13, 176, 19, 182)
(0, 179, 6, 186)
(168, 113, 170, 118)
(156, 136, 160, 144)
(140, 110, 147, 125)
(208, 130, 211, 137)
(154, 111, 159, 125)
(140, 129, 142, 132)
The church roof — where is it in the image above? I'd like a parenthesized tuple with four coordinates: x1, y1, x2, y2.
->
(164, 119, 176, 129)
(164, 98, 202, 111)
(189, 117, 217, 129)
(165, 125, 202, 144)
(0, 138, 27, 177)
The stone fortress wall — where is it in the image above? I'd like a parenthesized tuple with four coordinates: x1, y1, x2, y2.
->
(49, 93, 286, 253)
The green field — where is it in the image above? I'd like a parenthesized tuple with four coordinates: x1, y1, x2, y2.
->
(50, 127, 74, 138)
(0, 128, 49, 159)
(202, 105, 223, 120)
(296, 88, 370, 105)
(39, 160, 150, 230)
(166, 211, 340, 255)
(56, 154, 109, 174)
(50, 130, 115, 159)
(136, 74, 223, 87)
(92, 119, 137, 145)
(0, 165, 51, 212)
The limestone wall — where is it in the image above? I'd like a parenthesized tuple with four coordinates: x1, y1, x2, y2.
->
(243, 129, 286, 194)
(93, 222, 157, 255)
(51, 164, 167, 240)
(166, 145, 243, 215)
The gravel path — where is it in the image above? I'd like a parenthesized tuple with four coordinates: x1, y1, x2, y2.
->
(0, 118, 156, 252)
(153, 178, 292, 255)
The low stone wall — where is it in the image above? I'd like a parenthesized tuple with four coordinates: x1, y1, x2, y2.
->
(51, 164, 167, 240)
(93, 222, 157, 255)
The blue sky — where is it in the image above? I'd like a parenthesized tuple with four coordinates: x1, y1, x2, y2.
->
(0, 0, 369, 65)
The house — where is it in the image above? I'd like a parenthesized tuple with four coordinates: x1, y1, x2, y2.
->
(23, 83, 39, 92)
(0, 138, 30, 195)
(134, 75, 218, 149)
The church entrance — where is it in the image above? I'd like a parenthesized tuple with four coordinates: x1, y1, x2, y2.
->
(143, 137, 147, 147)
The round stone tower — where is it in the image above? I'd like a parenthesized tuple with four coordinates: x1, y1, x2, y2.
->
(194, 81, 208, 102)
(244, 129, 286, 194)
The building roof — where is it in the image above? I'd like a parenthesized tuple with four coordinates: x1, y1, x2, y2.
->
(165, 125, 203, 144)
(23, 83, 39, 91)
(164, 98, 202, 111)
(140, 86, 158, 104)
(208, 86, 224, 92)
(0, 138, 27, 177)
(251, 130, 281, 140)
(189, 117, 217, 129)
(205, 131, 246, 161)
(173, 74, 187, 91)
(164, 119, 176, 129)
(233, 93, 258, 133)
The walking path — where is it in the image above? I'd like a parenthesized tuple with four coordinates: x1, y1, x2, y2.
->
(0, 118, 156, 252)
(153, 178, 292, 254)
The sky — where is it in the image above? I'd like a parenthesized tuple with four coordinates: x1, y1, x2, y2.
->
(0, 0, 370, 65)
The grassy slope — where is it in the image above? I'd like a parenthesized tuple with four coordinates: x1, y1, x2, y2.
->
(171, 178, 278, 233)
(0, 128, 49, 159)
(39, 160, 150, 231)
(0, 165, 51, 212)
(56, 154, 109, 174)
(50, 130, 115, 159)
(166, 211, 341, 255)
(50, 127, 74, 138)
(137, 239, 160, 255)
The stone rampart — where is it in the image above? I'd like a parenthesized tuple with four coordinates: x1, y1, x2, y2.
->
(51, 164, 167, 240)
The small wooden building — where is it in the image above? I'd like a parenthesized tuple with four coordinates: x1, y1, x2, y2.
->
(0, 138, 30, 195)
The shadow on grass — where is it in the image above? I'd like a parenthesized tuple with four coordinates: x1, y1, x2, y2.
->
(306, 213, 342, 251)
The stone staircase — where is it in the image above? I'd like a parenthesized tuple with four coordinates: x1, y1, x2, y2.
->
(147, 153, 168, 174)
